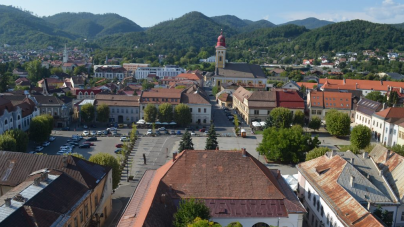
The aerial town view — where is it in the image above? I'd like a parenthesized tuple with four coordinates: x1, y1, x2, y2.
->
(1, 0, 404, 227)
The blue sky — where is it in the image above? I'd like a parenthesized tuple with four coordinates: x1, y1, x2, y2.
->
(3, 0, 404, 26)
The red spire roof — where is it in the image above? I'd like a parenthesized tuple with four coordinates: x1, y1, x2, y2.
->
(216, 30, 226, 47)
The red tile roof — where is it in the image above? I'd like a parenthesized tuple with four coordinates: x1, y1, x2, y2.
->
(320, 78, 404, 92)
(176, 73, 203, 81)
(297, 82, 317, 89)
(276, 90, 304, 109)
(374, 107, 404, 119)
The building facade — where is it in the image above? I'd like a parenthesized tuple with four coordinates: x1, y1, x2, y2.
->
(95, 94, 140, 124)
(134, 65, 185, 80)
(94, 65, 126, 81)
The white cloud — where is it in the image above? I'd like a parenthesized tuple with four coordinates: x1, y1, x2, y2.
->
(262, 15, 270, 21)
(366, 0, 404, 22)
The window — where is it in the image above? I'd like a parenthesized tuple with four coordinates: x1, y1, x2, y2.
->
(401, 211, 404, 221)
(203, 119, 206, 123)
(341, 104, 343, 107)
(80, 210, 83, 223)
(313, 196, 316, 206)
(126, 109, 128, 113)
(317, 201, 320, 212)
(317, 110, 322, 115)
(254, 110, 259, 115)
(311, 110, 316, 115)
(325, 98, 328, 100)
(95, 195, 98, 207)
(326, 214, 330, 225)
(204, 108, 206, 113)
(190, 108, 192, 113)
(267, 110, 270, 115)
(308, 190, 312, 200)
(131, 109, 133, 113)
(321, 206, 324, 217)
(198, 108, 201, 113)
(117, 109, 119, 113)
(74, 217, 78, 227)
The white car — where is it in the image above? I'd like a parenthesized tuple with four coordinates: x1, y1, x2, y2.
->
(82, 131, 89, 136)
(35, 146, 44, 152)
(120, 137, 129, 142)
(203, 131, 209, 136)
(191, 132, 196, 136)
(57, 150, 70, 155)
(90, 131, 96, 136)
(97, 131, 102, 135)
(158, 127, 166, 131)
(49, 136, 56, 142)
(109, 127, 117, 131)
(146, 129, 153, 135)
(60, 145, 72, 150)
(42, 141, 50, 147)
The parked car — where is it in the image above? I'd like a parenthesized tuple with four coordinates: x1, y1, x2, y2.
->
(158, 127, 166, 131)
(103, 130, 109, 135)
(116, 144, 123, 148)
(49, 136, 56, 142)
(90, 131, 96, 136)
(114, 148, 123, 154)
(108, 127, 117, 131)
(155, 131, 161, 135)
(199, 128, 206, 132)
(69, 142, 79, 146)
(170, 130, 176, 135)
(204, 131, 209, 136)
(112, 131, 118, 137)
(97, 131, 102, 135)
(42, 141, 50, 147)
(86, 137, 97, 141)
(79, 144, 90, 148)
(57, 150, 68, 155)
(35, 146, 44, 152)
(83, 125, 88, 129)
(176, 130, 181, 135)
(120, 137, 129, 142)
(191, 132, 196, 136)
(146, 129, 153, 135)
(84, 142, 95, 146)
(82, 131, 89, 136)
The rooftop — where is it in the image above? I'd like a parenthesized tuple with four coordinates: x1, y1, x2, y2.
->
(217, 63, 266, 79)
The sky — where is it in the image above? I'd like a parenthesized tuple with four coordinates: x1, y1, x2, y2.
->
(2, 0, 404, 27)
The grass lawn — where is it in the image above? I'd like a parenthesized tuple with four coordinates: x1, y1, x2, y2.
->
(254, 130, 264, 135)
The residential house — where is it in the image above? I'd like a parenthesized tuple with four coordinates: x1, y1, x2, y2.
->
(12, 68, 28, 78)
(397, 122, 404, 146)
(73, 88, 102, 100)
(94, 65, 126, 81)
(139, 88, 182, 121)
(118, 149, 306, 227)
(30, 95, 73, 128)
(217, 92, 233, 108)
(175, 72, 204, 87)
(371, 107, 404, 146)
(63, 76, 86, 89)
(296, 82, 317, 91)
(275, 90, 305, 115)
(1, 94, 39, 132)
(269, 68, 285, 77)
(386, 87, 404, 106)
(233, 87, 276, 124)
(0, 152, 113, 227)
(14, 77, 30, 87)
(122, 63, 149, 74)
(354, 98, 382, 129)
(282, 81, 301, 91)
(297, 150, 393, 227)
(308, 90, 353, 120)
(320, 78, 404, 96)
(95, 94, 140, 124)
(181, 85, 211, 125)
(37, 78, 64, 88)
(370, 145, 404, 226)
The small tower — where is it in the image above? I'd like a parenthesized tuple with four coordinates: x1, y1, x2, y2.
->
(215, 29, 226, 69)
(62, 44, 68, 63)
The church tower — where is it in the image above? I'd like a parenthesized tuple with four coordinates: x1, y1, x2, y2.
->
(63, 44, 68, 63)
(215, 30, 226, 69)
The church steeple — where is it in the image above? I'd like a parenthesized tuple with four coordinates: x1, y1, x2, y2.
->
(215, 29, 226, 69)
(62, 44, 68, 63)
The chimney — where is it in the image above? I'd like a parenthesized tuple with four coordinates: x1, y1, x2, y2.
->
(62, 156, 68, 168)
(343, 78, 346, 84)
(241, 148, 247, 157)
(350, 158, 354, 164)
(33, 177, 41, 186)
(172, 152, 177, 162)
(355, 83, 358, 89)
(386, 150, 391, 163)
(4, 198, 11, 207)
(363, 152, 368, 159)
(367, 201, 371, 211)
(400, 87, 403, 94)
(40, 172, 48, 182)
(380, 80, 383, 85)
(350, 175, 355, 187)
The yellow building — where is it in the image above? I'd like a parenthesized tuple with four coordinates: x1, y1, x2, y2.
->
(397, 122, 404, 146)
(37, 78, 64, 88)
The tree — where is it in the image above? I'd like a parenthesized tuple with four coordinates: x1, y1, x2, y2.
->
(89, 153, 120, 189)
(389, 144, 404, 156)
(5, 129, 28, 153)
(388, 91, 399, 107)
(266, 107, 293, 128)
(293, 110, 305, 126)
(365, 91, 385, 103)
(178, 130, 194, 152)
(187, 218, 222, 227)
(65, 153, 86, 160)
(308, 116, 321, 131)
(81, 103, 95, 123)
(144, 104, 157, 123)
(212, 86, 219, 96)
(26, 60, 47, 83)
(373, 205, 393, 227)
(234, 115, 240, 134)
(205, 124, 218, 150)
(350, 125, 372, 149)
(325, 109, 351, 137)
(226, 222, 243, 227)
(50, 67, 63, 75)
(96, 104, 110, 123)
(173, 198, 210, 227)
(158, 103, 173, 122)
(73, 65, 88, 75)
(0, 73, 9, 92)
(306, 147, 330, 161)
(0, 134, 17, 151)
(257, 125, 320, 163)
(142, 80, 155, 90)
(130, 123, 137, 143)
(174, 103, 191, 127)
(41, 114, 54, 135)
(29, 115, 52, 143)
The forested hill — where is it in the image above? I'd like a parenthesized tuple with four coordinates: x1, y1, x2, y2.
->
(211, 15, 275, 33)
(43, 12, 144, 38)
(279, 17, 334, 29)
(289, 20, 404, 53)
(0, 5, 75, 48)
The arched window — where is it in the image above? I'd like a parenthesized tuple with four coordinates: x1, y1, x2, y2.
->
(4, 119, 8, 125)
(252, 223, 270, 227)
(326, 214, 330, 225)
(17, 115, 21, 120)
(10, 118, 13, 123)
(313, 196, 316, 205)
(219, 56, 222, 61)
(90, 92, 94, 98)
(84, 92, 88, 97)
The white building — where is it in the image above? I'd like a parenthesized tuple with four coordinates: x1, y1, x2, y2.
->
(134, 65, 185, 80)
(354, 98, 382, 129)
(0, 95, 39, 133)
(297, 150, 396, 227)
(181, 85, 212, 125)
(95, 94, 140, 124)
(94, 65, 126, 81)
(371, 107, 404, 146)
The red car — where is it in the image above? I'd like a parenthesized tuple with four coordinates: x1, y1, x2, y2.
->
(84, 142, 95, 146)
(116, 144, 123, 148)
(199, 128, 206, 132)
